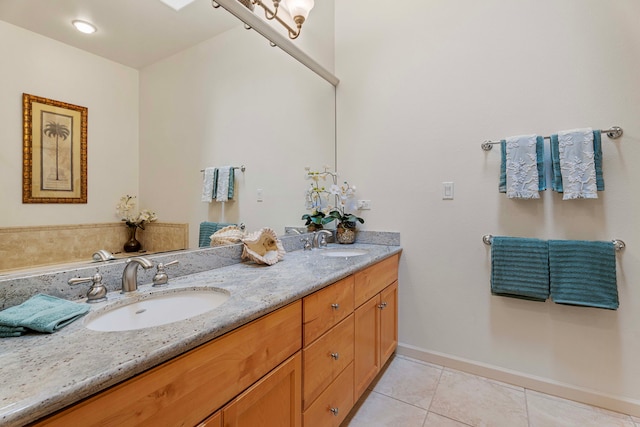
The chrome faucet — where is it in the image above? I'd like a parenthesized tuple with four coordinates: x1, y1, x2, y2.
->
(313, 230, 333, 248)
(121, 257, 154, 293)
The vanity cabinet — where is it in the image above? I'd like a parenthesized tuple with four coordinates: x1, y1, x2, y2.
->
(354, 255, 399, 398)
(34, 301, 302, 427)
(30, 253, 400, 427)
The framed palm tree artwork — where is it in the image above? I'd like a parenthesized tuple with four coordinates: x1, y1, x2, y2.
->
(22, 93, 87, 203)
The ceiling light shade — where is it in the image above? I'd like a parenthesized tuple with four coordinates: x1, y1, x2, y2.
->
(283, 0, 314, 20)
(72, 20, 97, 34)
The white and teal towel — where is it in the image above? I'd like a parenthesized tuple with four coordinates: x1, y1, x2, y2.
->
(502, 134, 544, 199)
(201, 167, 216, 202)
(550, 129, 603, 198)
(554, 128, 598, 200)
(215, 166, 233, 202)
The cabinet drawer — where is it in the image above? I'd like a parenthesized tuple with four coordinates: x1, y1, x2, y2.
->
(354, 254, 399, 307)
(35, 301, 302, 427)
(302, 314, 354, 410)
(302, 362, 354, 427)
(303, 275, 354, 346)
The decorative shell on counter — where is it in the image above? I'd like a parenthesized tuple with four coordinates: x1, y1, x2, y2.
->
(241, 227, 286, 265)
(210, 225, 245, 246)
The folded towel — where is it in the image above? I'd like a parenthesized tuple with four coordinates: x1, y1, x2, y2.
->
(550, 128, 599, 200)
(549, 240, 618, 310)
(491, 236, 550, 301)
(198, 221, 236, 247)
(215, 166, 233, 202)
(201, 167, 216, 202)
(500, 135, 545, 198)
(0, 294, 89, 336)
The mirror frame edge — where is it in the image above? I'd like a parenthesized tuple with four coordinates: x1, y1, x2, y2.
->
(213, 0, 339, 87)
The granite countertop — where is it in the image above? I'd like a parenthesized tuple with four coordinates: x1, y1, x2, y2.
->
(0, 243, 401, 427)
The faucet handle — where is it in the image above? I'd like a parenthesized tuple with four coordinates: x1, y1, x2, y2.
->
(68, 273, 108, 303)
(301, 237, 312, 251)
(152, 260, 179, 287)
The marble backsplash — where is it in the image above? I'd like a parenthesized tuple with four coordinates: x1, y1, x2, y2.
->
(0, 230, 399, 309)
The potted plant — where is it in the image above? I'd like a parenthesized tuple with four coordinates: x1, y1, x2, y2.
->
(116, 195, 158, 252)
(303, 167, 364, 243)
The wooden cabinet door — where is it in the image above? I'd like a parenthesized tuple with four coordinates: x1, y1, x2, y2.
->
(198, 411, 222, 427)
(223, 352, 301, 427)
(302, 363, 354, 427)
(354, 294, 380, 398)
(380, 281, 398, 366)
(303, 276, 354, 346)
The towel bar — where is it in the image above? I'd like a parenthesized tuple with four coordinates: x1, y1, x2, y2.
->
(481, 126, 623, 151)
(200, 165, 246, 173)
(482, 235, 626, 251)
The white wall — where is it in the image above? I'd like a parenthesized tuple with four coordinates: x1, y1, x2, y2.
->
(336, 0, 640, 407)
(139, 25, 335, 247)
(0, 21, 139, 226)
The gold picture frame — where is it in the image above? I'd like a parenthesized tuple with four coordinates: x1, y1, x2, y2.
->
(23, 93, 87, 203)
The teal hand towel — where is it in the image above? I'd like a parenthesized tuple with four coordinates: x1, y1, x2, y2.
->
(491, 236, 550, 301)
(549, 240, 618, 310)
(198, 221, 236, 247)
(0, 294, 89, 335)
(0, 325, 26, 337)
(550, 130, 604, 193)
(212, 167, 235, 201)
(499, 136, 546, 193)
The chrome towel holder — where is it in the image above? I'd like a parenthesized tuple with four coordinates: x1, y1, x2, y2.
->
(482, 235, 626, 251)
(481, 126, 623, 151)
(200, 165, 246, 173)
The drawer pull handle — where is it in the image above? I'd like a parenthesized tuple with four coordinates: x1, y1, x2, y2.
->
(330, 407, 339, 416)
(330, 352, 340, 360)
(378, 302, 388, 309)
(331, 303, 340, 310)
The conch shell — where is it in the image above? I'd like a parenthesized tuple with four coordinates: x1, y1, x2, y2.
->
(210, 225, 245, 246)
(241, 227, 286, 265)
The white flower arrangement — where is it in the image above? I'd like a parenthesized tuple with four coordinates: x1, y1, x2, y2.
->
(116, 195, 157, 229)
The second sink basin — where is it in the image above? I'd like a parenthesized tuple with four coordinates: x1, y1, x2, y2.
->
(321, 249, 369, 258)
(85, 289, 230, 332)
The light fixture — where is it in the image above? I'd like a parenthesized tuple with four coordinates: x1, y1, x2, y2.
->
(72, 20, 97, 34)
(251, 0, 314, 39)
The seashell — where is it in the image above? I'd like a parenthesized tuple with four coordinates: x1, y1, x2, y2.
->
(210, 225, 245, 246)
(241, 227, 286, 265)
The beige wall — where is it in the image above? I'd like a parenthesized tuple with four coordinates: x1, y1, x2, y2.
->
(0, 20, 139, 227)
(336, 0, 640, 407)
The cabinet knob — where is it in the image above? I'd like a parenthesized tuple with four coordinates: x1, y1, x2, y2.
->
(377, 302, 388, 309)
(330, 407, 339, 416)
(330, 352, 340, 360)
(331, 303, 340, 310)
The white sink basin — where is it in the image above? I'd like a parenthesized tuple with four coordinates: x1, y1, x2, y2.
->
(85, 289, 229, 332)
(321, 249, 369, 258)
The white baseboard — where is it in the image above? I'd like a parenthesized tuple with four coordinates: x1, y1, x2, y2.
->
(397, 342, 640, 418)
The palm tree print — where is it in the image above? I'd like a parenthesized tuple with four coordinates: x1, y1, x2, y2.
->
(43, 121, 70, 181)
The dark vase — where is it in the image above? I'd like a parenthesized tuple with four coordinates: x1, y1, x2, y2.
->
(124, 225, 141, 253)
(307, 223, 324, 232)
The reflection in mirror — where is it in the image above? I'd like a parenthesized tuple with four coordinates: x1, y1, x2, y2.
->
(0, 0, 336, 273)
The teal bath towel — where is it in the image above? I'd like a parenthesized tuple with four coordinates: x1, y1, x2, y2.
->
(0, 294, 89, 337)
(499, 136, 546, 193)
(550, 130, 604, 193)
(198, 221, 237, 247)
(549, 240, 618, 310)
(491, 236, 550, 301)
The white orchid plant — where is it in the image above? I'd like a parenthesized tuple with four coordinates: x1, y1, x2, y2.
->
(303, 166, 364, 229)
(116, 195, 157, 230)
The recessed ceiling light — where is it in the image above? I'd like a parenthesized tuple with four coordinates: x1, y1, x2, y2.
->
(72, 20, 97, 34)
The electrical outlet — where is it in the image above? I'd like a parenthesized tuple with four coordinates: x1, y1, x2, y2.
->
(358, 200, 372, 210)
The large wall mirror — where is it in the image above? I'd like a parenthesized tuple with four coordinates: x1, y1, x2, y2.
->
(0, 0, 336, 273)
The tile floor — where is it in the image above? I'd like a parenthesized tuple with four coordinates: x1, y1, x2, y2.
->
(343, 355, 640, 427)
